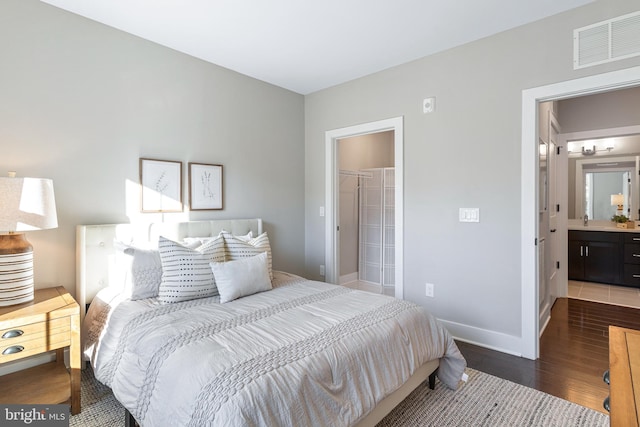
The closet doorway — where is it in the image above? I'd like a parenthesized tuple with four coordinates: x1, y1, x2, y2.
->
(324, 117, 404, 299)
(338, 132, 395, 295)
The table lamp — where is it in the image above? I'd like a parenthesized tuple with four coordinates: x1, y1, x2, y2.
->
(611, 193, 624, 216)
(0, 172, 58, 306)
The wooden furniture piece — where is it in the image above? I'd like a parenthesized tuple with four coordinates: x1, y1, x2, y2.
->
(0, 286, 81, 414)
(608, 325, 640, 426)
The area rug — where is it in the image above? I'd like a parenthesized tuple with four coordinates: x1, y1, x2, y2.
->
(70, 367, 608, 427)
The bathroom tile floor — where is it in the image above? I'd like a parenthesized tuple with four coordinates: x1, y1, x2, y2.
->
(343, 280, 395, 296)
(568, 280, 640, 309)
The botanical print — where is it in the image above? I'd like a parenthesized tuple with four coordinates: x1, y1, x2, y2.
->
(189, 163, 222, 210)
(140, 158, 182, 212)
(200, 170, 216, 200)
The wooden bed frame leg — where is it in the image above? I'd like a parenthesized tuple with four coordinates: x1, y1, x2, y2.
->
(428, 369, 438, 390)
(125, 409, 138, 427)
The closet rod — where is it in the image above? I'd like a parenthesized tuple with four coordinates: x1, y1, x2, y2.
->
(339, 169, 373, 178)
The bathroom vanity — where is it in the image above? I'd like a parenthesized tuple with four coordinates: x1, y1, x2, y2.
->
(569, 226, 640, 288)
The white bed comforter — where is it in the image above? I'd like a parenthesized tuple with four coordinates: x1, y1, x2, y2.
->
(84, 272, 466, 427)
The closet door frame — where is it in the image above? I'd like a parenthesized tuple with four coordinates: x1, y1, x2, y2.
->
(325, 117, 404, 299)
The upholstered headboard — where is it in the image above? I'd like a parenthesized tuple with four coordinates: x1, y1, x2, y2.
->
(75, 219, 262, 321)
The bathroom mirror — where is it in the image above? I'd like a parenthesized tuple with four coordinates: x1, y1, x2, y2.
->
(568, 135, 640, 220)
(582, 164, 632, 220)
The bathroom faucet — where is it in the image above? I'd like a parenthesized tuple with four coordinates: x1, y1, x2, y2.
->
(584, 214, 588, 226)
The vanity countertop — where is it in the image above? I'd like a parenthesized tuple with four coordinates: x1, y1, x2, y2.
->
(568, 223, 640, 233)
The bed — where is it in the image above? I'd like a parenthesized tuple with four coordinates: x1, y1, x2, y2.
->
(76, 218, 466, 426)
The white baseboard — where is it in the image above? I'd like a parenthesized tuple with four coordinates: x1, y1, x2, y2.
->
(340, 272, 358, 285)
(0, 349, 69, 376)
(438, 319, 525, 358)
(539, 314, 551, 338)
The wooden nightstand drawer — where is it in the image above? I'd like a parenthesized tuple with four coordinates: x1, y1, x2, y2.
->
(0, 317, 70, 344)
(0, 329, 71, 363)
(0, 316, 72, 363)
(0, 286, 81, 414)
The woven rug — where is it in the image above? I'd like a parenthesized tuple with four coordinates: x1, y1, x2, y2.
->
(70, 367, 609, 427)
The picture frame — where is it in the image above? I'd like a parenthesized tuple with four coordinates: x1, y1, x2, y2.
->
(139, 158, 183, 212)
(189, 162, 223, 210)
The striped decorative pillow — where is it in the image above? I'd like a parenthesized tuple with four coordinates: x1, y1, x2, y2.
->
(221, 231, 273, 280)
(157, 235, 225, 303)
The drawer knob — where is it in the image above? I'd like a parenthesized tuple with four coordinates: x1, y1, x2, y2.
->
(603, 370, 610, 384)
(2, 345, 24, 355)
(1, 330, 24, 339)
(603, 396, 610, 412)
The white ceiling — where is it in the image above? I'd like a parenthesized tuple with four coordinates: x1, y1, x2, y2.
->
(41, 0, 594, 94)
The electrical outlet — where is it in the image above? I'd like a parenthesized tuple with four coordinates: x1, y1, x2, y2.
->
(425, 283, 434, 297)
(320, 265, 325, 276)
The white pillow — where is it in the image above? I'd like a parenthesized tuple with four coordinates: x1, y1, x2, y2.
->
(157, 235, 226, 303)
(114, 241, 163, 300)
(210, 252, 272, 303)
(183, 230, 252, 247)
(221, 231, 273, 280)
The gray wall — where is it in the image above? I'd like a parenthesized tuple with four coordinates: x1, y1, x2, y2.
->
(559, 88, 640, 218)
(4, 0, 640, 355)
(0, 0, 305, 298)
(304, 0, 640, 351)
(558, 86, 640, 133)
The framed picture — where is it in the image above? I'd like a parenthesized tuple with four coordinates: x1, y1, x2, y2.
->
(189, 162, 223, 210)
(139, 158, 183, 212)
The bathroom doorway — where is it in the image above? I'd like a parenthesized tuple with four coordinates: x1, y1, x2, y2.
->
(522, 66, 640, 359)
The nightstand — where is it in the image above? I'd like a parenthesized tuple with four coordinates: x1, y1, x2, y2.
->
(0, 286, 81, 414)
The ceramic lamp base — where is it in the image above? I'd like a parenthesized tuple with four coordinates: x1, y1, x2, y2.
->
(0, 233, 34, 306)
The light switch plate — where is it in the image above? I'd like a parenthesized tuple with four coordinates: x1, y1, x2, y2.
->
(459, 208, 480, 222)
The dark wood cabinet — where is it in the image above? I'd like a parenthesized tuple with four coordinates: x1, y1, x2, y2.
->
(568, 239, 586, 280)
(568, 230, 622, 285)
(623, 234, 640, 287)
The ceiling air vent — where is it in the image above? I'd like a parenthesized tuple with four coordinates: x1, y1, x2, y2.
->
(574, 10, 640, 69)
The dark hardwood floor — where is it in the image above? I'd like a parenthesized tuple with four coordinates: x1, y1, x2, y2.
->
(456, 297, 640, 414)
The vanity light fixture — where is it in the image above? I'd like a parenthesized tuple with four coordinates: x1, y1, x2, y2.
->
(0, 172, 58, 306)
(567, 139, 615, 156)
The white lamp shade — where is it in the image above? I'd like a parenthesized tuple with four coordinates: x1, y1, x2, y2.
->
(611, 193, 625, 207)
(0, 177, 58, 232)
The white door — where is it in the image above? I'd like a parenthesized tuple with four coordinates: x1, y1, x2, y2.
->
(547, 112, 561, 307)
(538, 105, 561, 333)
(538, 134, 549, 330)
